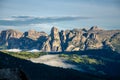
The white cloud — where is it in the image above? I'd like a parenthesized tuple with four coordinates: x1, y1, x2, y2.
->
(1, 18, 16, 21)
(0, 16, 91, 26)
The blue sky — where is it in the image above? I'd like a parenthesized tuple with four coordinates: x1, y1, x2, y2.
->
(0, 0, 120, 33)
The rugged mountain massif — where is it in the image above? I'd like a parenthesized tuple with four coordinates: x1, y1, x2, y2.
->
(0, 26, 120, 52)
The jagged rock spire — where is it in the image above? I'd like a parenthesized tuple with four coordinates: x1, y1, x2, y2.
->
(89, 26, 103, 31)
(50, 26, 62, 52)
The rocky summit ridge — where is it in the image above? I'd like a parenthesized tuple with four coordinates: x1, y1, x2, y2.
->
(0, 26, 120, 52)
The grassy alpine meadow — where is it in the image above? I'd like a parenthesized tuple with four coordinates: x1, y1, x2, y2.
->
(59, 53, 104, 65)
(1, 51, 48, 59)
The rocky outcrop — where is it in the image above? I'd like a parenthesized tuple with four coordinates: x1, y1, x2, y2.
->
(41, 37, 51, 52)
(0, 26, 120, 52)
(0, 29, 23, 47)
(103, 40, 115, 51)
(85, 33, 103, 50)
(109, 32, 120, 52)
(89, 26, 103, 31)
(50, 27, 62, 52)
(65, 29, 83, 51)
(23, 29, 48, 40)
(59, 30, 66, 51)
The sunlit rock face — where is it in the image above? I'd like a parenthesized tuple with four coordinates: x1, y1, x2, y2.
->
(23, 29, 48, 40)
(50, 27, 62, 52)
(0, 26, 120, 52)
(89, 26, 103, 31)
(84, 33, 103, 50)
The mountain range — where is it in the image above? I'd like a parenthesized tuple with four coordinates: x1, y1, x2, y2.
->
(0, 26, 120, 53)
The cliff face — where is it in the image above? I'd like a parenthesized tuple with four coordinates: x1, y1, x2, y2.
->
(0, 29, 23, 49)
(0, 26, 120, 52)
(50, 27, 62, 52)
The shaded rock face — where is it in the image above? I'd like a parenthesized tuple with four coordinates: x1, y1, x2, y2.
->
(60, 30, 66, 51)
(102, 40, 115, 51)
(0, 29, 23, 47)
(109, 32, 120, 52)
(41, 37, 51, 52)
(0, 26, 120, 52)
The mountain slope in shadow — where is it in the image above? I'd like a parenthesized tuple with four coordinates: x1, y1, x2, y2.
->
(50, 49, 120, 78)
(0, 51, 110, 80)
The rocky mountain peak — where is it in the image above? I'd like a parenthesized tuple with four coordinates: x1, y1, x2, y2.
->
(0, 29, 23, 39)
(51, 27, 59, 34)
(82, 28, 88, 32)
(0, 27, 120, 52)
(50, 26, 62, 51)
(23, 30, 48, 40)
(28, 29, 36, 33)
(51, 26, 60, 39)
(0, 29, 23, 46)
(89, 26, 103, 31)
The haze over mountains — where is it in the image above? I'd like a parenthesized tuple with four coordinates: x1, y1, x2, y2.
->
(0, 26, 120, 53)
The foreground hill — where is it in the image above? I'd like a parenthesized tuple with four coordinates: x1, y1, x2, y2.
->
(0, 51, 109, 80)
(0, 26, 120, 52)
(0, 49, 120, 80)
